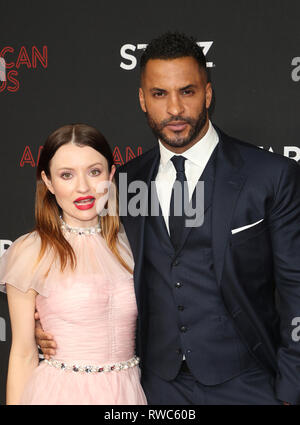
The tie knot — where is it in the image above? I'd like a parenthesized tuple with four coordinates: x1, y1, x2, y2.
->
(171, 155, 186, 173)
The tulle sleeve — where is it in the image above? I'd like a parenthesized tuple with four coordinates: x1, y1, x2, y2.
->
(117, 224, 134, 273)
(0, 231, 55, 297)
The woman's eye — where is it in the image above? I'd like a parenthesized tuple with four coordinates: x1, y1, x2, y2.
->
(61, 172, 72, 179)
(90, 169, 101, 176)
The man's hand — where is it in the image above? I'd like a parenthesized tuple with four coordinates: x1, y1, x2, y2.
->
(34, 311, 57, 360)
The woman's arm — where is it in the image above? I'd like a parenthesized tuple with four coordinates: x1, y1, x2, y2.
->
(6, 284, 39, 405)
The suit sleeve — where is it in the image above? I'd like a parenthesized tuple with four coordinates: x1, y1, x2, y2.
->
(268, 159, 300, 404)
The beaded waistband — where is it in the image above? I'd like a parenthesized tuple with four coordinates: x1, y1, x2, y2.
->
(44, 355, 139, 374)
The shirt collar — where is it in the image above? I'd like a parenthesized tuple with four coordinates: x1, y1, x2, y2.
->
(158, 121, 218, 168)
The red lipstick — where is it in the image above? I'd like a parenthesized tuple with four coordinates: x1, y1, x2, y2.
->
(74, 196, 95, 210)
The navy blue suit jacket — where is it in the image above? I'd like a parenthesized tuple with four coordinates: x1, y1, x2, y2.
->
(116, 127, 300, 404)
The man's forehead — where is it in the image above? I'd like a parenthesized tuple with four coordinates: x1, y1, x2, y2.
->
(142, 57, 203, 87)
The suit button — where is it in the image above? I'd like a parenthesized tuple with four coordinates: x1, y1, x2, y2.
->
(180, 325, 187, 333)
(178, 305, 185, 311)
(175, 282, 182, 288)
(176, 348, 182, 355)
(172, 260, 179, 267)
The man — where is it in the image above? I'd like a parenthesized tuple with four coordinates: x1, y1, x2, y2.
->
(37, 32, 300, 404)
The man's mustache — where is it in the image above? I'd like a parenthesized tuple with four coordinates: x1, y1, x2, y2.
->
(160, 116, 194, 127)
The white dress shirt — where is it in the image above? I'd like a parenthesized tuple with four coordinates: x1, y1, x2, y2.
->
(155, 120, 219, 234)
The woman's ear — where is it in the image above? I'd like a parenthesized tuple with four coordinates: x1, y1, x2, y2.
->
(109, 164, 116, 182)
(41, 171, 55, 195)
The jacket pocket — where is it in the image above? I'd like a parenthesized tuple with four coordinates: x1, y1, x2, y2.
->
(230, 220, 267, 246)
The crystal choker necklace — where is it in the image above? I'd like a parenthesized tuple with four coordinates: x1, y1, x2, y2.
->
(60, 216, 101, 235)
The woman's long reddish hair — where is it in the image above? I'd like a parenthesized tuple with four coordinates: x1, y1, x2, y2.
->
(35, 123, 131, 273)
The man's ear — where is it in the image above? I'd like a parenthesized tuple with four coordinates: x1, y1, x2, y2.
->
(139, 87, 147, 113)
(205, 82, 213, 109)
(41, 171, 55, 195)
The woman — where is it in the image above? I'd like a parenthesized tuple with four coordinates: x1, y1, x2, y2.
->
(0, 124, 147, 405)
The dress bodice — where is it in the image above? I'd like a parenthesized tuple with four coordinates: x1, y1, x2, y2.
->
(36, 270, 137, 363)
(36, 230, 137, 364)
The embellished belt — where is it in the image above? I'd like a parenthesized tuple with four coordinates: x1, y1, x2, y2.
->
(44, 355, 140, 374)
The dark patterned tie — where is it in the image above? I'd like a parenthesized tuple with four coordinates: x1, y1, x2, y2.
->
(169, 155, 188, 250)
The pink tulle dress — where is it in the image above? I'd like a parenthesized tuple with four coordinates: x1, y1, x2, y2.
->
(0, 226, 147, 405)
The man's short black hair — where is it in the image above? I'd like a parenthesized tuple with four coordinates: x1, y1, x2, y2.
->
(140, 31, 207, 78)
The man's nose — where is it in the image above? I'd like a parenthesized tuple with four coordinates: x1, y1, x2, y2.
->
(167, 94, 184, 116)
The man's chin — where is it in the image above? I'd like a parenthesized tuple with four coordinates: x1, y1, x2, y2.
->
(160, 133, 193, 148)
(161, 139, 193, 149)
(160, 131, 192, 148)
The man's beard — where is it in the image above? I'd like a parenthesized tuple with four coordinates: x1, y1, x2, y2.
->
(145, 104, 208, 149)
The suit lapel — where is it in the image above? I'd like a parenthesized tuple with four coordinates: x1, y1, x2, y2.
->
(212, 131, 247, 285)
(122, 147, 160, 301)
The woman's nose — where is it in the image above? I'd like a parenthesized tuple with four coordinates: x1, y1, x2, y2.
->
(76, 174, 90, 192)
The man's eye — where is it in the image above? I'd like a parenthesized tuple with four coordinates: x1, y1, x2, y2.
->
(90, 169, 101, 176)
(61, 172, 72, 179)
(182, 89, 194, 95)
(153, 92, 165, 97)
